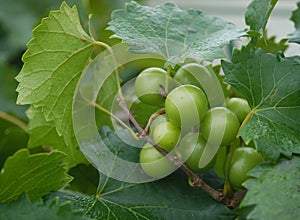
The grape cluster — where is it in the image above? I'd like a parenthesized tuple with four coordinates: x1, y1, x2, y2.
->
(135, 64, 263, 189)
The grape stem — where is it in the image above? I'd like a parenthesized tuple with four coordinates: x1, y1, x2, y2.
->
(0, 112, 27, 131)
(117, 98, 245, 208)
(143, 109, 166, 135)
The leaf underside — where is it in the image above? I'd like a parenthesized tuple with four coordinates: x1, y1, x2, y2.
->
(222, 46, 300, 161)
(108, 1, 244, 66)
(26, 106, 86, 166)
(15, 2, 94, 153)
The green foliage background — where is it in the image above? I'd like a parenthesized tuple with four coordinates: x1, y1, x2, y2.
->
(0, 0, 299, 219)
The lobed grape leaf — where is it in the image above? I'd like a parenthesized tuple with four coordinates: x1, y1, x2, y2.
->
(15, 2, 95, 148)
(239, 156, 300, 219)
(0, 149, 72, 203)
(222, 46, 300, 161)
(289, 2, 300, 44)
(71, 127, 235, 219)
(245, 0, 278, 33)
(107, 2, 244, 66)
(0, 194, 88, 220)
(26, 106, 86, 167)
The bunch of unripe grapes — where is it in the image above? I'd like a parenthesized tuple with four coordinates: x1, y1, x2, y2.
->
(134, 63, 263, 190)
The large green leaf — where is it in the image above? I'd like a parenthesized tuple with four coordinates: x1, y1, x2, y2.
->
(107, 2, 244, 66)
(70, 127, 235, 219)
(15, 2, 94, 147)
(222, 46, 300, 161)
(239, 156, 300, 219)
(245, 0, 278, 32)
(0, 194, 88, 220)
(26, 106, 86, 167)
(289, 2, 300, 44)
(0, 149, 72, 203)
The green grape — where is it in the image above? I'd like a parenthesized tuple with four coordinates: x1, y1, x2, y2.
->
(201, 107, 240, 146)
(140, 143, 176, 178)
(165, 85, 208, 129)
(134, 67, 176, 105)
(153, 121, 181, 152)
(226, 97, 251, 123)
(229, 147, 264, 189)
(176, 132, 215, 173)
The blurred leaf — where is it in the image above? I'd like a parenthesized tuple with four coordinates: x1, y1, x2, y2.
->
(0, 0, 87, 62)
(240, 156, 300, 219)
(0, 194, 88, 220)
(245, 0, 278, 32)
(222, 46, 300, 161)
(289, 2, 300, 44)
(0, 118, 28, 169)
(0, 64, 27, 120)
(0, 149, 72, 202)
(108, 2, 244, 66)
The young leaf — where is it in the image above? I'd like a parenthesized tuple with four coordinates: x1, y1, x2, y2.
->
(0, 194, 88, 220)
(239, 156, 300, 219)
(289, 2, 300, 44)
(107, 2, 244, 66)
(0, 149, 72, 203)
(15, 2, 95, 147)
(245, 0, 278, 32)
(26, 106, 86, 167)
(255, 35, 288, 54)
(222, 46, 300, 161)
(73, 127, 235, 219)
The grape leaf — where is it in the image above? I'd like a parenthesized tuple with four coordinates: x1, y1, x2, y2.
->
(0, 194, 88, 220)
(239, 156, 300, 219)
(0, 118, 28, 169)
(66, 164, 99, 195)
(26, 106, 86, 167)
(15, 2, 95, 147)
(0, 149, 72, 203)
(222, 46, 300, 161)
(70, 127, 235, 219)
(54, 174, 234, 220)
(245, 0, 278, 32)
(289, 2, 300, 44)
(107, 2, 244, 66)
